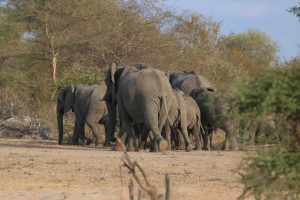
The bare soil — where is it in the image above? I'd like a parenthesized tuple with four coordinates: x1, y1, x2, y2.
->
(0, 138, 250, 200)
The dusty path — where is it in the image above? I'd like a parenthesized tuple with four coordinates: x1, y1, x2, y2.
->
(0, 138, 249, 200)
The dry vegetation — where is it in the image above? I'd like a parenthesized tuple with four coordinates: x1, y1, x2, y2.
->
(1, 1, 300, 199)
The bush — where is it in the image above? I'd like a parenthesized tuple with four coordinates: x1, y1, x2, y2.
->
(54, 65, 104, 92)
(234, 66, 300, 199)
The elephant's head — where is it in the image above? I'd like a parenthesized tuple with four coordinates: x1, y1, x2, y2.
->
(56, 85, 76, 144)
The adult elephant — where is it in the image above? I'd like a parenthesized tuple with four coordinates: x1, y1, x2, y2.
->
(189, 88, 238, 151)
(168, 71, 215, 94)
(56, 84, 110, 146)
(104, 63, 175, 152)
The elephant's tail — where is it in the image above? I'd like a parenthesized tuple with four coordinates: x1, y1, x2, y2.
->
(161, 96, 171, 124)
(197, 114, 205, 138)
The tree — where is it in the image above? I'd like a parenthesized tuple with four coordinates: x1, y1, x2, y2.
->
(221, 29, 278, 76)
(289, 2, 300, 20)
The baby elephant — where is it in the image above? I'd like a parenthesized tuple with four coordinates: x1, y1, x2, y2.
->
(175, 93, 203, 150)
(56, 83, 110, 146)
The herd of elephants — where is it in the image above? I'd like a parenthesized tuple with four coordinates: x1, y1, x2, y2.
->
(56, 63, 241, 152)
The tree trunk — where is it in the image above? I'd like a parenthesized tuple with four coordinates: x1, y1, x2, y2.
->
(52, 53, 58, 83)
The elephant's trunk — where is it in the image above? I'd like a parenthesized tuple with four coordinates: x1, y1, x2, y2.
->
(106, 101, 117, 146)
(57, 112, 64, 145)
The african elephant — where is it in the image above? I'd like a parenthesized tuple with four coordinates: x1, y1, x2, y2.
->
(57, 84, 110, 146)
(189, 88, 238, 151)
(162, 89, 194, 151)
(240, 114, 277, 145)
(175, 93, 203, 150)
(104, 63, 175, 152)
(168, 71, 215, 94)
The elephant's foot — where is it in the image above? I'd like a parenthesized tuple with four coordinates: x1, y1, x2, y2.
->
(150, 142, 159, 152)
(103, 141, 112, 147)
(186, 144, 192, 152)
(177, 145, 185, 150)
(202, 146, 209, 151)
(158, 140, 168, 152)
(194, 145, 201, 150)
(85, 138, 93, 145)
(222, 144, 238, 151)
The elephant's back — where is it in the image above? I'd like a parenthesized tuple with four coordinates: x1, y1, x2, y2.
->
(170, 72, 214, 94)
(121, 68, 172, 95)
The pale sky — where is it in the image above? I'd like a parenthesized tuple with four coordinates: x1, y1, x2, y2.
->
(165, 0, 300, 60)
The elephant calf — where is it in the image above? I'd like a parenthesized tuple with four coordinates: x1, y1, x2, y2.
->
(57, 83, 110, 146)
(174, 93, 203, 150)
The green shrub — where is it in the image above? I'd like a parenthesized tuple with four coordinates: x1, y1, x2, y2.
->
(233, 66, 300, 199)
(54, 65, 105, 92)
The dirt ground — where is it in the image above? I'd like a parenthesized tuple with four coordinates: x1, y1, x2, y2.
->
(0, 138, 251, 200)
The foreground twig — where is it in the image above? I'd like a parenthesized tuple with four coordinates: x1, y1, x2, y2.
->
(116, 137, 171, 200)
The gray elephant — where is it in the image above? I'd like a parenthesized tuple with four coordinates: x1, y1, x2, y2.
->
(189, 88, 238, 151)
(162, 89, 198, 151)
(104, 63, 176, 152)
(175, 92, 203, 150)
(240, 114, 277, 145)
(57, 84, 110, 146)
(168, 71, 215, 94)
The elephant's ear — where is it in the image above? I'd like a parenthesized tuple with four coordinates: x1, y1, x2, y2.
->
(110, 63, 117, 83)
(110, 63, 117, 103)
(71, 85, 75, 93)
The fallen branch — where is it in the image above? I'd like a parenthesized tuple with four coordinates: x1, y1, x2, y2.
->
(116, 137, 171, 200)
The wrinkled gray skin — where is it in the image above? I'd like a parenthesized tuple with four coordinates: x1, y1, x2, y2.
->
(168, 71, 215, 94)
(175, 93, 203, 150)
(189, 88, 238, 151)
(104, 64, 175, 152)
(162, 89, 193, 151)
(57, 84, 110, 146)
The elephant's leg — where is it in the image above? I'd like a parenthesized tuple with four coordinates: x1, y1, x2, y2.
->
(222, 124, 238, 151)
(118, 105, 138, 152)
(192, 126, 201, 150)
(85, 112, 103, 146)
(163, 125, 172, 151)
(86, 122, 102, 146)
(114, 122, 127, 151)
(177, 129, 185, 150)
(149, 131, 159, 152)
(73, 119, 89, 145)
(202, 127, 210, 151)
(139, 128, 149, 150)
(72, 119, 80, 144)
(209, 129, 213, 150)
(189, 132, 194, 148)
(103, 122, 111, 146)
(104, 121, 112, 146)
(144, 110, 168, 152)
(124, 124, 138, 152)
(180, 127, 192, 152)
